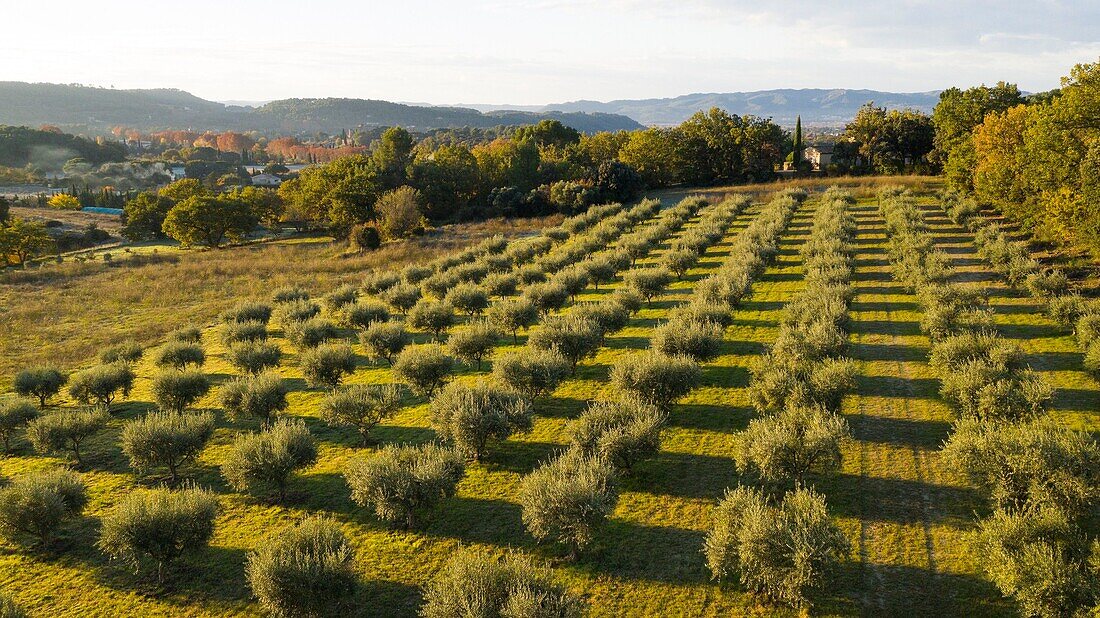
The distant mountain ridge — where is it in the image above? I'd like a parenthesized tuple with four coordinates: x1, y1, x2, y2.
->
(461, 88, 944, 126)
(0, 82, 642, 134)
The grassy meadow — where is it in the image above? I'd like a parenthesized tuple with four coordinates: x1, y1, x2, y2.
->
(0, 184, 1096, 616)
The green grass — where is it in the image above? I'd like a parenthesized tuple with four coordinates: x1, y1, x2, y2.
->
(0, 189, 1096, 616)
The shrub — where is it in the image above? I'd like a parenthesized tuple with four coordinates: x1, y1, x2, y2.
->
(528, 314, 601, 373)
(343, 300, 390, 329)
(0, 398, 38, 453)
(345, 443, 465, 528)
(168, 326, 203, 344)
(483, 272, 519, 298)
(408, 299, 456, 340)
(652, 318, 724, 362)
(704, 486, 849, 608)
(486, 297, 539, 344)
(272, 286, 310, 304)
(698, 270, 753, 308)
(939, 360, 1052, 422)
(300, 343, 357, 389)
(222, 419, 317, 502)
(624, 267, 673, 304)
(154, 341, 206, 369)
(491, 348, 571, 400)
(748, 356, 857, 415)
(445, 283, 491, 316)
(1085, 342, 1100, 380)
(942, 417, 1100, 516)
(122, 412, 215, 482)
(420, 549, 584, 618)
(223, 301, 273, 325)
(13, 365, 66, 407)
(569, 397, 664, 472)
(383, 282, 421, 315)
(430, 381, 533, 461)
(151, 368, 210, 413)
(678, 301, 734, 327)
(99, 340, 144, 364)
(734, 404, 849, 487)
(393, 344, 453, 397)
(221, 372, 289, 424)
(283, 317, 338, 349)
(321, 384, 402, 445)
(976, 508, 1099, 618)
(27, 409, 109, 465)
(518, 452, 617, 558)
(360, 321, 411, 365)
(1077, 312, 1100, 349)
(275, 299, 321, 325)
(524, 280, 570, 315)
(401, 264, 433, 285)
(98, 486, 218, 582)
(323, 284, 358, 312)
(67, 363, 135, 411)
(446, 320, 500, 370)
(349, 222, 381, 251)
(246, 517, 357, 618)
(1025, 269, 1069, 299)
(227, 340, 283, 374)
(610, 351, 700, 410)
(0, 469, 86, 545)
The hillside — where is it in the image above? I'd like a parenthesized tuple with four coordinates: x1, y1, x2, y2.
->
(0, 82, 642, 134)
(466, 88, 943, 126)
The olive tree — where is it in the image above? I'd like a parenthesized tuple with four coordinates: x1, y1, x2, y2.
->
(153, 342, 205, 369)
(487, 297, 538, 344)
(704, 486, 849, 608)
(652, 318, 724, 362)
(483, 272, 519, 298)
(272, 286, 310, 304)
(344, 443, 465, 528)
(523, 281, 570, 315)
(221, 320, 268, 345)
(446, 320, 500, 370)
(151, 368, 211, 413)
(421, 549, 584, 618)
(734, 404, 849, 487)
(384, 282, 422, 315)
(275, 299, 320, 324)
(169, 326, 202, 344)
(222, 420, 317, 502)
(942, 417, 1100, 516)
(299, 343, 357, 388)
(624, 267, 672, 305)
(323, 284, 359, 313)
(221, 373, 289, 425)
(528, 314, 601, 373)
(100, 340, 144, 364)
(0, 469, 86, 546)
(67, 363, 135, 411)
(226, 340, 283, 374)
(975, 507, 1098, 618)
(343, 300, 390, 329)
(98, 486, 218, 583)
(27, 409, 109, 465)
(569, 397, 665, 473)
(13, 366, 66, 407)
(491, 348, 570, 400)
(246, 517, 357, 618)
(284, 317, 338, 349)
(518, 452, 617, 559)
(430, 381, 533, 461)
(360, 321, 411, 365)
(121, 411, 215, 483)
(610, 351, 701, 410)
(0, 398, 38, 453)
(408, 299, 456, 340)
(321, 384, 403, 445)
(446, 283, 491, 317)
(393, 344, 453, 397)
(223, 301, 273, 325)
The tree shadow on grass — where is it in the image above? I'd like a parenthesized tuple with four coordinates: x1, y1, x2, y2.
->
(1051, 387, 1100, 414)
(855, 374, 941, 398)
(997, 322, 1065, 339)
(845, 413, 951, 450)
(93, 544, 252, 605)
(1022, 351, 1083, 372)
(580, 520, 708, 585)
(668, 403, 751, 432)
(423, 496, 528, 547)
(850, 319, 922, 337)
(823, 473, 983, 526)
(849, 299, 921, 314)
(629, 451, 736, 500)
(823, 560, 1014, 618)
(848, 341, 929, 363)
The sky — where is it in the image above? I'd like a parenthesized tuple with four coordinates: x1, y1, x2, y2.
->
(4, 0, 1098, 105)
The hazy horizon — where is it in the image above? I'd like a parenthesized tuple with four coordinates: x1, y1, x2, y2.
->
(5, 1, 1098, 105)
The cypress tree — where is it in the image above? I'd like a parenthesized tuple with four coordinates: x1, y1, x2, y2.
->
(793, 115, 803, 166)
